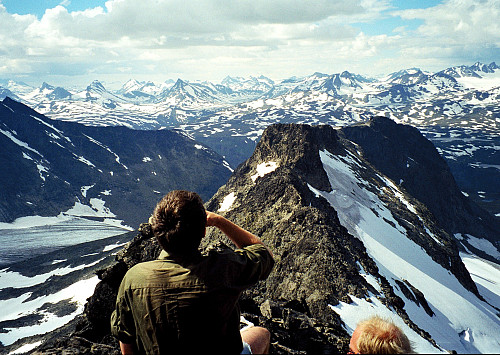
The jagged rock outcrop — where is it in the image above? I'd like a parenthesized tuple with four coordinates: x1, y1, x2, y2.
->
(23, 120, 497, 354)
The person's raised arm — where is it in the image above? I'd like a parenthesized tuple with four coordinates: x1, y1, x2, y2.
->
(206, 211, 273, 257)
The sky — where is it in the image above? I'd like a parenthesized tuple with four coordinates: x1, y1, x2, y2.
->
(0, 0, 499, 88)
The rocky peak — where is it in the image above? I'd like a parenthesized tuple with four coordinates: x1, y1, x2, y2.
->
(471, 62, 495, 73)
(488, 61, 499, 70)
(248, 124, 340, 192)
(50, 86, 72, 100)
(40, 82, 55, 91)
(202, 122, 473, 350)
(87, 80, 106, 94)
(172, 78, 186, 90)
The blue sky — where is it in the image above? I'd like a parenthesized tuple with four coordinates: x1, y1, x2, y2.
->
(1, 0, 107, 17)
(0, 0, 498, 88)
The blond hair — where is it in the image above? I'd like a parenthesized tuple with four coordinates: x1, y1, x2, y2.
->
(355, 316, 414, 354)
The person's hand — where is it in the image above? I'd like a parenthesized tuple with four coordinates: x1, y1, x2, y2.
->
(206, 211, 221, 227)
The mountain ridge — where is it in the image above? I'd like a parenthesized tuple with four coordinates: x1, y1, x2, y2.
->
(7, 62, 496, 218)
(7, 119, 498, 354)
(0, 97, 232, 227)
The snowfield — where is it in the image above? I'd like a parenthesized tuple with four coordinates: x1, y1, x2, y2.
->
(0, 276, 99, 346)
(310, 149, 500, 354)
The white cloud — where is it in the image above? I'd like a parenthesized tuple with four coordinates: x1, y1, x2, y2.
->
(393, 0, 500, 53)
(0, 0, 497, 85)
(21, 0, 373, 44)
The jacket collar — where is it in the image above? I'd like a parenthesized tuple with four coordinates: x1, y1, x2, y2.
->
(158, 249, 202, 263)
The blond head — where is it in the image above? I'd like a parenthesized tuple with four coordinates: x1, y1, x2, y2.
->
(351, 316, 414, 354)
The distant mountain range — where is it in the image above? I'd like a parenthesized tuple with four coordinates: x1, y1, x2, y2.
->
(1, 61, 499, 217)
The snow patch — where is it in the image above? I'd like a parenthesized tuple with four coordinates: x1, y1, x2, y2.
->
(219, 192, 236, 212)
(357, 262, 381, 293)
(51, 259, 67, 265)
(461, 253, 500, 309)
(76, 155, 95, 167)
(81, 184, 95, 198)
(103, 241, 128, 252)
(36, 163, 49, 181)
(64, 200, 114, 218)
(223, 160, 234, 172)
(83, 134, 128, 170)
(251, 161, 278, 182)
(464, 234, 500, 260)
(0, 276, 100, 346)
(8, 340, 43, 354)
(30, 115, 70, 142)
(0, 258, 103, 291)
(0, 129, 43, 157)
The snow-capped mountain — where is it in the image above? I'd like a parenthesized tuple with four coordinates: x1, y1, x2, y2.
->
(1, 62, 499, 217)
(385, 68, 428, 85)
(363, 72, 464, 104)
(0, 79, 33, 97)
(158, 78, 226, 107)
(22, 82, 72, 103)
(471, 61, 499, 74)
(440, 62, 499, 78)
(441, 66, 483, 79)
(117, 79, 173, 103)
(324, 71, 365, 94)
(221, 75, 274, 97)
(117, 79, 155, 102)
(79, 80, 129, 106)
(0, 87, 20, 101)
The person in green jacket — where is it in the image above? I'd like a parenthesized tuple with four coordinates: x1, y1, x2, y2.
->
(111, 190, 274, 354)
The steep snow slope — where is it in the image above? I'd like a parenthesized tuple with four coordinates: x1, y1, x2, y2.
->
(311, 149, 499, 353)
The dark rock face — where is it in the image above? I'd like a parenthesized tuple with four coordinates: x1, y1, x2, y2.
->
(0, 98, 231, 226)
(23, 120, 490, 354)
(201, 123, 472, 348)
(341, 116, 499, 251)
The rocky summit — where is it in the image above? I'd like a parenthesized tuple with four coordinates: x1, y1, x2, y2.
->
(16, 119, 500, 354)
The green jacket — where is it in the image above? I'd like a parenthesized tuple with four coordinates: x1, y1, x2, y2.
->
(111, 243, 274, 354)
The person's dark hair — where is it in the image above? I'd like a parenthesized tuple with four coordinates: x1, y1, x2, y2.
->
(150, 190, 206, 254)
